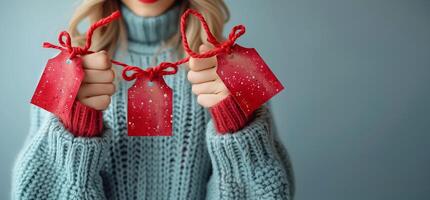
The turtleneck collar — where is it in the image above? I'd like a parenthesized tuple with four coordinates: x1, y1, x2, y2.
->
(120, 2, 181, 45)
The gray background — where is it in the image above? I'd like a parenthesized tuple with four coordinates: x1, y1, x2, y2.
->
(1, 0, 429, 199)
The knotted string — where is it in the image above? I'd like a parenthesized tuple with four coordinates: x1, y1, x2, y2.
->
(42, 8, 245, 81)
(43, 11, 121, 59)
(180, 9, 246, 57)
(113, 60, 180, 82)
(113, 8, 246, 82)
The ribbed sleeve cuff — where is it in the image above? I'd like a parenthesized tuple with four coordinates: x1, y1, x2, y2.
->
(60, 101, 104, 137)
(209, 95, 250, 134)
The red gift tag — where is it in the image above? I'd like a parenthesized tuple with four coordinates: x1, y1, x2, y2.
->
(128, 76, 173, 136)
(217, 44, 284, 116)
(31, 50, 84, 120)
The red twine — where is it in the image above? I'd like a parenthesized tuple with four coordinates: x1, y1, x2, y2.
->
(113, 9, 246, 82)
(180, 9, 245, 57)
(43, 11, 121, 59)
(43, 9, 245, 81)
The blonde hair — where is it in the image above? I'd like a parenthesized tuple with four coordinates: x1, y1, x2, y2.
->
(68, 0, 230, 57)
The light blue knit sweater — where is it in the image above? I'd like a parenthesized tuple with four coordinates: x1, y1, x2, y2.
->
(12, 4, 294, 200)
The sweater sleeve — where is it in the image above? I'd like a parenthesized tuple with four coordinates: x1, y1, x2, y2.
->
(205, 105, 295, 200)
(12, 105, 110, 200)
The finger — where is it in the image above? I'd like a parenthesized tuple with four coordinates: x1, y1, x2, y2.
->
(78, 83, 116, 98)
(189, 44, 216, 71)
(189, 57, 216, 72)
(187, 67, 218, 84)
(197, 94, 228, 108)
(191, 79, 226, 95)
(82, 51, 112, 70)
(199, 43, 214, 53)
(79, 95, 111, 110)
(83, 69, 115, 83)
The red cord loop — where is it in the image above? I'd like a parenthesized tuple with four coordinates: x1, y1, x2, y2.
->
(223, 25, 246, 54)
(180, 9, 246, 58)
(42, 31, 89, 59)
(122, 65, 144, 81)
(43, 11, 121, 59)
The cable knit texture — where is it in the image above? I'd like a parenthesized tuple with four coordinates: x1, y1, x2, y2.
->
(12, 3, 294, 200)
(210, 95, 250, 134)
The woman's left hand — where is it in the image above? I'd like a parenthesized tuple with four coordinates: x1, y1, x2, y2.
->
(188, 44, 229, 107)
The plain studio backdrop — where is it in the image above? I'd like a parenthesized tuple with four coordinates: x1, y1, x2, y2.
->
(1, 0, 429, 199)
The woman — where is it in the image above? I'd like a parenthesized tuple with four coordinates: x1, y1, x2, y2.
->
(12, 0, 294, 199)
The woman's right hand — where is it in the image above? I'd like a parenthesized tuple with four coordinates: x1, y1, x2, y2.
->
(78, 51, 116, 110)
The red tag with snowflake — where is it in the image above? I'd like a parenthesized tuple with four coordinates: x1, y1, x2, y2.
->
(217, 44, 284, 116)
(31, 50, 84, 120)
(128, 76, 173, 136)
